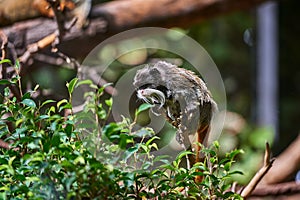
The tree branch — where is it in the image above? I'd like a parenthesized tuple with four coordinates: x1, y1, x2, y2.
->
(259, 134, 300, 185)
(251, 181, 300, 197)
(1, 0, 271, 58)
(240, 142, 275, 198)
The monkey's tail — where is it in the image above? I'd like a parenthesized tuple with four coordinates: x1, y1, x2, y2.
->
(193, 124, 210, 183)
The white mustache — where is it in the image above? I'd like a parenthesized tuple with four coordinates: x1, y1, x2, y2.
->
(137, 88, 165, 108)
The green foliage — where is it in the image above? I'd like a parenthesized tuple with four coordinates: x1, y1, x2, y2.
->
(193, 141, 244, 199)
(0, 74, 244, 199)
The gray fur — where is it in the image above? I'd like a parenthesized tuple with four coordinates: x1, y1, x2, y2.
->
(133, 61, 217, 148)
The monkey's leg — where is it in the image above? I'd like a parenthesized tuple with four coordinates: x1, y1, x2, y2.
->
(182, 143, 191, 169)
(176, 126, 192, 170)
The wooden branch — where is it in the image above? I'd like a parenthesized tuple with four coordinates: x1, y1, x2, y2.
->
(90, 0, 270, 29)
(251, 181, 300, 197)
(1, 0, 271, 58)
(259, 134, 300, 185)
(240, 143, 275, 198)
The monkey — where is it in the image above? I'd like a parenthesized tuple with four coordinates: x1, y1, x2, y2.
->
(133, 61, 217, 181)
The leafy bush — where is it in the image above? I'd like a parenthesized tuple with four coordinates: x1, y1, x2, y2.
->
(0, 65, 243, 199)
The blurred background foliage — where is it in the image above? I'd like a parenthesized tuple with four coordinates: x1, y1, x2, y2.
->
(6, 0, 299, 184)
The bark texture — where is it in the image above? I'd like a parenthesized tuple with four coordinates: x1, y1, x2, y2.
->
(1, 0, 269, 57)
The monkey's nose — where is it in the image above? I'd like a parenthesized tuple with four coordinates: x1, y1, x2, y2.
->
(137, 90, 145, 99)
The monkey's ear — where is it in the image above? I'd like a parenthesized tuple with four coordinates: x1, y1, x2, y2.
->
(149, 67, 161, 77)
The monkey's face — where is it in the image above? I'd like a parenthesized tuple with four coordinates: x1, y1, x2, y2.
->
(136, 88, 165, 109)
(134, 64, 167, 108)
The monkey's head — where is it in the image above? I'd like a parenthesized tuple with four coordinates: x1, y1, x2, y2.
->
(133, 62, 171, 109)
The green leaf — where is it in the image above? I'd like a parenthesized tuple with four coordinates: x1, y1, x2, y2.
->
(153, 155, 170, 164)
(8, 156, 16, 167)
(65, 176, 77, 192)
(61, 160, 74, 169)
(57, 99, 68, 108)
(58, 102, 72, 112)
(224, 162, 231, 171)
(4, 87, 10, 97)
(135, 103, 154, 116)
(105, 98, 113, 107)
(97, 83, 112, 94)
(119, 133, 133, 149)
(76, 79, 93, 87)
(213, 140, 220, 149)
(226, 149, 244, 160)
(15, 60, 20, 69)
(135, 128, 154, 138)
(0, 79, 11, 85)
(201, 148, 216, 157)
(27, 142, 40, 150)
(15, 174, 26, 181)
(0, 59, 12, 65)
(74, 156, 85, 165)
(210, 157, 217, 164)
(22, 99, 36, 108)
(48, 106, 56, 114)
(11, 75, 20, 84)
(228, 170, 244, 176)
(66, 78, 78, 94)
(22, 92, 32, 100)
(25, 176, 40, 185)
(149, 143, 158, 151)
(219, 158, 230, 165)
(41, 99, 56, 107)
(124, 145, 139, 161)
(51, 133, 61, 147)
(34, 84, 39, 91)
(145, 136, 160, 146)
(174, 151, 193, 168)
(102, 123, 122, 141)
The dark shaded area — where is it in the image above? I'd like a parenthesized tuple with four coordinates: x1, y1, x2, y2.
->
(189, 12, 255, 121)
(277, 0, 300, 155)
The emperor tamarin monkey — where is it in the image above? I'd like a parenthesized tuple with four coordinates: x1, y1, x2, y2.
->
(133, 61, 217, 171)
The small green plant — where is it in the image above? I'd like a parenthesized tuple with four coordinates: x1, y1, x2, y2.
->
(0, 71, 244, 199)
(193, 141, 244, 199)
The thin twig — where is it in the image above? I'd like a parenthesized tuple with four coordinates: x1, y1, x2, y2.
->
(240, 142, 275, 198)
(80, 67, 116, 96)
(18, 0, 76, 65)
(260, 134, 300, 185)
(55, 50, 80, 72)
(0, 31, 22, 100)
(19, 33, 57, 64)
(0, 30, 8, 79)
